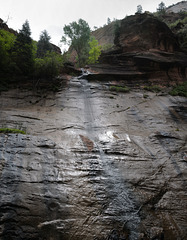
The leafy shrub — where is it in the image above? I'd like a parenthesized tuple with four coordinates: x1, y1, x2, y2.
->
(34, 52, 64, 80)
(0, 21, 64, 85)
(0, 29, 16, 74)
(0, 128, 26, 134)
(88, 37, 101, 64)
(101, 43, 114, 51)
(169, 16, 187, 29)
(169, 82, 187, 97)
(12, 20, 34, 77)
(143, 85, 161, 93)
(109, 85, 130, 93)
(0, 79, 9, 92)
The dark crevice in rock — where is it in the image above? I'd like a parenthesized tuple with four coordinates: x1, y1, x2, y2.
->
(0, 204, 29, 211)
(141, 186, 168, 210)
(12, 115, 41, 121)
(154, 131, 181, 140)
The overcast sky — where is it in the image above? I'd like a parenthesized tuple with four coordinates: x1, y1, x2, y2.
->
(0, 0, 180, 51)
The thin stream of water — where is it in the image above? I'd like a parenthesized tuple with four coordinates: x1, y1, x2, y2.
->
(79, 75, 140, 239)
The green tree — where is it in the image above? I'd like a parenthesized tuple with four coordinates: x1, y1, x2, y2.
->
(107, 17, 111, 25)
(13, 20, 34, 77)
(61, 19, 90, 66)
(114, 20, 121, 44)
(157, 2, 166, 14)
(34, 51, 64, 80)
(37, 30, 52, 57)
(88, 37, 101, 64)
(136, 5, 143, 14)
(0, 29, 16, 73)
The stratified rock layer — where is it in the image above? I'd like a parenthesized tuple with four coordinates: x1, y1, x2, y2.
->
(0, 77, 186, 240)
(89, 14, 187, 85)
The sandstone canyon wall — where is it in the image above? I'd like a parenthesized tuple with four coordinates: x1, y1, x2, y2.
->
(0, 76, 187, 239)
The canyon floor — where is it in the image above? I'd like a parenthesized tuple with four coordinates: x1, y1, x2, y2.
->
(0, 76, 187, 240)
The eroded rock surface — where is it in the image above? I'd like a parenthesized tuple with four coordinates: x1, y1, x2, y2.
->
(88, 14, 187, 85)
(0, 77, 187, 239)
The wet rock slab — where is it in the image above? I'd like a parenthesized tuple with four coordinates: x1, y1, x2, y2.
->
(0, 78, 187, 240)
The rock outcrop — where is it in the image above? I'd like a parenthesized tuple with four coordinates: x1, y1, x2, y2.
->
(0, 18, 17, 35)
(92, 21, 116, 48)
(0, 8, 187, 240)
(166, 1, 187, 13)
(0, 77, 187, 239)
(51, 43, 62, 55)
(88, 13, 187, 86)
(114, 13, 179, 52)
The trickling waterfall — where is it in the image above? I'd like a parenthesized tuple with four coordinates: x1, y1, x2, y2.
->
(0, 72, 186, 239)
(80, 76, 141, 239)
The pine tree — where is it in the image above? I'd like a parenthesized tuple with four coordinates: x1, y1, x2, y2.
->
(37, 30, 52, 58)
(136, 5, 143, 14)
(13, 20, 34, 77)
(157, 2, 166, 14)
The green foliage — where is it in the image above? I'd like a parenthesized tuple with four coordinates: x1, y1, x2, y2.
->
(114, 20, 121, 40)
(169, 82, 187, 97)
(143, 85, 161, 93)
(0, 29, 15, 52)
(0, 79, 9, 92)
(107, 17, 111, 25)
(158, 10, 187, 50)
(168, 15, 187, 50)
(34, 51, 64, 80)
(35, 31, 64, 80)
(169, 16, 187, 29)
(143, 94, 149, 99)
(177, 25, 187, 50)
(62, 50, 71, 62)
(0, 19, 64, 86)
(0, 29, 16, 72)
(12, 20, 34, 77)
(0, 128, 26, 134)
(88, 37, 101, 64)
(109, 85, 130, 93)
(136, 5, 143, 14)
(157, 2, 166, 14)
(61, 19, 91, 66)
(32, 40, 38, 59)
(37, 30, 52, 57)
(101, 43, 114, 51)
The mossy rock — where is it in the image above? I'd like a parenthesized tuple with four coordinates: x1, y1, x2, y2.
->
(109, 85, 130, 93)
(0, 128, 26, 134)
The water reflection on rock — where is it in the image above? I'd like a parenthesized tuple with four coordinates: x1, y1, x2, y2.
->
(0, 77, 186, 239)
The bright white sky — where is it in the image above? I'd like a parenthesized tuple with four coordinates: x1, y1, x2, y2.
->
(0, 0, 180, 51)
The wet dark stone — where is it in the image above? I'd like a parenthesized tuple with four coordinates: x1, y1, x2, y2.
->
(0, 76, 187, 239)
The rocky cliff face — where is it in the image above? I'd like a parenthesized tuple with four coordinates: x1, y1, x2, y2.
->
(166, 1, 187, 13)
(88, 13, 187, 86)
(0, 76, 187, 240)
(0, 18, 17, 35)
(115, 13, 179, 53)
(92, 21, 116, 48)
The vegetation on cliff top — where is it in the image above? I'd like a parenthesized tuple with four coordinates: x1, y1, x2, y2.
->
(61, 18, 102, 66)
(153, 2, 187, 52)
(0, 1, 187, 94)
(0, 18, 103, 89)
(0, 20, 64, 90)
